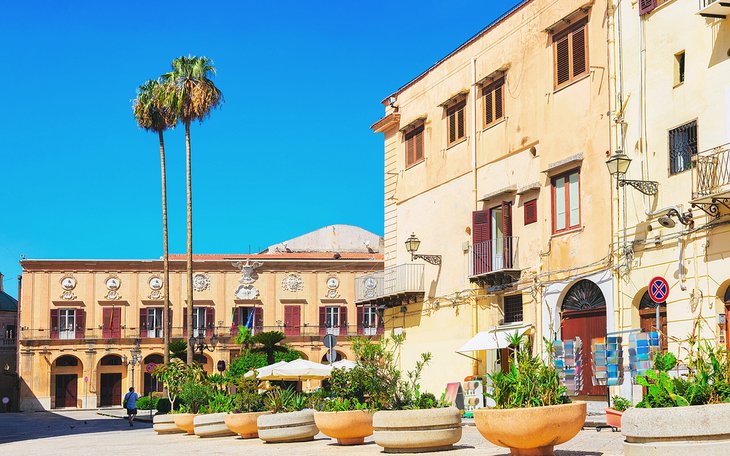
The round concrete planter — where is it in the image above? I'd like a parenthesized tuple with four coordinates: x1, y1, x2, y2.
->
(314, 410, 373, 445)
(153, 414, 185, 434)
(372, 407, 462, 453)
(257, 409, 319, 443)
(622, 403, 730, 455)
(474, 401, 586, 456)
(193, 412, 236, 437)
(224, 411, 271, 439)
(605, 407, 623, 430)
(172, 413, 197, 435)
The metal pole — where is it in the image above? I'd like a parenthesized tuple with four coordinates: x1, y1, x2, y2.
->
(655, 304, 661, 349)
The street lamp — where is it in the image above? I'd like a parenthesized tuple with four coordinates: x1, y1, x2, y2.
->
(606, 150, 659, 195)
(129, 339, 142, 389)
(189, 332, 219, 355)
(404, 233, 442, 265)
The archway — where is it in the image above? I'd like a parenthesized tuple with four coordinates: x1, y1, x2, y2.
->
(97, 355, 124, 407)
(194, 353, 213, 374)
(143, 354, 164, 396)
(560, 279, 607, 397)
(638, 291, 667, 350)
(51, 355, 83, 409)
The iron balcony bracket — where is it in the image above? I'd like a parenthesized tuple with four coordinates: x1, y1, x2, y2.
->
(412, 253, 442, 266)
(691, 201, 719, 218)
(619, 179, 659, 196)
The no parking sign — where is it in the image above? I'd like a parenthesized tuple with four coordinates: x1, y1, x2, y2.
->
(649, 277, 669, 304)
(146, 363, 157, 373)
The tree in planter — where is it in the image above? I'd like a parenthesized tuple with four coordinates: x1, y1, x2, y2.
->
(179, 381, 212, 414)
(151, 359, 204, 412)
(251, 331, 290, 365)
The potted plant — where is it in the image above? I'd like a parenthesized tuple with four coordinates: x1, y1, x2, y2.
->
(257, 388, 318, 443)
(151, 360, 203, 434)
(194, 389, 237, 437)
(622, 325, 730, 455)
(606, 395, 631, 429)
(175, 380, 211, 434)
(224, 372, 271, 439)
(474, 333, 586, 456)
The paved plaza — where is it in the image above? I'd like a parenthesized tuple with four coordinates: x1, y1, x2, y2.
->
(0, 410, 623, 456)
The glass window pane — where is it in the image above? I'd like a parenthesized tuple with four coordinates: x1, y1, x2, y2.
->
(555, 178, 566, 231)
(569, 172, 580, 227)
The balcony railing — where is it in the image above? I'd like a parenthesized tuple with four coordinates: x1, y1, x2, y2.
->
(354, 263, 425, 304)
(699, 0, 730, 18)
(692, 143, 730, 199)
(469, 236, 519, 277)
(0, 338, 15, 350)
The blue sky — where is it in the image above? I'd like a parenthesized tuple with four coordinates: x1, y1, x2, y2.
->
(0, 1, 522, 297)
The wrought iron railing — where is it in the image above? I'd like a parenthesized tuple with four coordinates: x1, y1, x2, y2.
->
(354, 263, 425, 303)
(699, 0, 719, 9)
(692, 143, 730, 198)
(469, 236, 519, 277)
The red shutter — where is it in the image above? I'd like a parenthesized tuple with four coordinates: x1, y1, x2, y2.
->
(140, 308, 147, 336)
(524, 199, 537, 225)
(377, 310, 385, 335)
(254, 307, 263, 333)
(75, 308, 85, 340)
(231, 307, 239, 336)
(472, 210, 491, 275)
(502, 202, 513, 270)
(639, 0, 657, 15)
(103, 308, 112, 339)
(357, 307, 364, 336)
(339, 306, 348, 336)
(112, 308, 121, 338)
(319, 307, 326, 336)
(50, 309, 59, 340)
(182, 308, 187, 337)
(284, 305, 300, 336)
(206, 307, 215, 338)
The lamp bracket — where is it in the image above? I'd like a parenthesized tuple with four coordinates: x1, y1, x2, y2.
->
(412, 253, 442, 266)
(619, 178, 659, 196)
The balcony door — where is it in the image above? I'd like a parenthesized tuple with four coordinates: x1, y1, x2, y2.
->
(473, 201, 512, 275)
(59, 309, 76, 340)
(146, 308, 164, 338)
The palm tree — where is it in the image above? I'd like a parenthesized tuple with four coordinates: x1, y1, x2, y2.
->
(252, 331, 289, 365)
(233, 325, 253, 354)
(164, 56, 223, 365)
(133, 79, 177, 364)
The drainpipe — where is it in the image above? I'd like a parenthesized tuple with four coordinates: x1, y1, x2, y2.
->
(677, 237, 687, 291)
(470, 56, 479, 375)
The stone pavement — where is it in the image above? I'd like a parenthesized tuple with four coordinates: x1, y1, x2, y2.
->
(0, 410, 623, 456)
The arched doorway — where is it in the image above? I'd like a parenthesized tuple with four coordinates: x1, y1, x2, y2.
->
(97, 355, 123, 407)
(143, 354, 164, 396)
(560, 279, 607, 397)
(194, 354, 213, 374)
(638, 291, 667, 350)
(52, 355, 83, 408)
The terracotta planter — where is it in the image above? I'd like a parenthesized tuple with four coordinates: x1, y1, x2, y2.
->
(257, 409, 319, 443)
(193, 412, 236, 437)
(622, 403, 730, 455)
(314, 410, 373, 445)
(373, 407, 462, 453)
(172, 413, 197, 435)
(153, 414, 185, 434)
(474, 401, 586, 456)
(605, 407, 623, 429)
(224, 411, 271, 439)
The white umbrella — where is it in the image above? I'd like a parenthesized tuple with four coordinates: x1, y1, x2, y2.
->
(331, 359, 356, 370)
(270, 359, 333, 380)
(244, 360, 288, 379)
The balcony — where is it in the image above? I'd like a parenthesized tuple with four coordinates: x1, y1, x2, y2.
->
(354, 263, 425, 307)
(698, 0, 730, 18)
(469, 236, 520, 289)
(0, 338, 15, 351)
(692, 143, 730, 216)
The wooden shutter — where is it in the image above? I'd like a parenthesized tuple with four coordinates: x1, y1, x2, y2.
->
(484, 88, 494, 125)
(524, 199, 538, 225)
(339, 306, 348, 336)
(103, 307, 112, 339)
(405, 132, 414, 166)
(494, 82, 503, 120)
(140, 308, 147, 336)
(357, 307, 364, 335)
(182, 308, 187, 337)
(502, 202, 513, 269)
(571, 26, 587, 77)
(377, 311, 385, 334)
(254, 307, 263, 333)
(555, 35, 570, 86)
(319, 306, 326, 336)
(405, 125, 424, 167)
(75, 308, 85, 340)
(205, 307, 215, 338)
(231, 307, 240, 336)
(639, 0, 657, 15)
(448, 108, 456, 144)
(50, 309, 59, 340)
(472, 210, 491, 275)
(284, 305, 300, 336)
(414, 126, 424, 162)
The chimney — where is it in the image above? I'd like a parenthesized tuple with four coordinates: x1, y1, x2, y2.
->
(0, 272, 3, 292)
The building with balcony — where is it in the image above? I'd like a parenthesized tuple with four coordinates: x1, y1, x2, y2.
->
(17, 225, 383, 411)
(607, 0, 730, 401)
(0, 272, 18, 372)
(369, 0, 613, 395)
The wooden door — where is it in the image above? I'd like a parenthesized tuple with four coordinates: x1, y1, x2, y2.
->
(100, 373, 122, 406)
(561, 309, 608, 397)
(284, 305, 301, 336)
(55, 374, 77, 408)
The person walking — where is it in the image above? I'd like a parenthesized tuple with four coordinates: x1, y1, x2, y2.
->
(123, 387, 139, 427)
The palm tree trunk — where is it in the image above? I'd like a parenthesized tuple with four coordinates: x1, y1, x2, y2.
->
(185, 120, 194, 365)
(159, 131, 171, 364)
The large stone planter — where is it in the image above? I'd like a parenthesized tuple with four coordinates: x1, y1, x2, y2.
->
(257, 409, 319, 443)
(193, 412, 236, 437)
(373, 407, 462, 453)
(474, 401, 586, 456)
(153, 414, 185, 434)
(172, 413, 197, 435)
(225, 411, 271, 439)
(314, 410, 373, 445)
(605, 407, 623, 429)
(622, 403, 730, 456)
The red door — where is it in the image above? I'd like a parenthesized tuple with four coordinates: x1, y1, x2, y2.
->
(561, 309, 608, 397)
(100, 373, 122, 406)
(284, 305, 300, 336)
(725, 304, 730, 350)
(55, 374, 77, 408)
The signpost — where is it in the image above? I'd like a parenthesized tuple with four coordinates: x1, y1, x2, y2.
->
(323, 334, 337, 365)
(648, 277, 669, 348)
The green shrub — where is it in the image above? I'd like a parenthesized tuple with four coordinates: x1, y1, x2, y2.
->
(178, 381, 212, 414)
(611, 396, 632, 412)
(136, 396, 151, 410)
(156, 398, 171, 414)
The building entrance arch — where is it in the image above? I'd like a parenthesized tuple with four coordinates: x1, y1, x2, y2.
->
(143, 354, 164, 395)
(51, 355, 83, 408)
(97, 355, 124, 407)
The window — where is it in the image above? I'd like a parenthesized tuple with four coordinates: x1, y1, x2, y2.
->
(674, 51, 685, 86)
(5, 325, 15, 339)
(482, 79, 504, 127)
(191, 307, 211, 338)
(325, 306, 340, 335)
(232, 307, 262, 335)
(553, 20, 588, 89)
(59, 309, 76, 340)
(669, 121, 698, 175)
(551, 170, 580, 233)
(446, 100, 466, 145)
(404, 124, 424, 167)
(363, 306, 378, 336)
(146, 308, 164, 338)
(524, 199, 537, 225)
(503, 294, 523, 324)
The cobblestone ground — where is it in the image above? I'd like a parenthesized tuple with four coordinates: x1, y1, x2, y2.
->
(0, 410, 623, 456)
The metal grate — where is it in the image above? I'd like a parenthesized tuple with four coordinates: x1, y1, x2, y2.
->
(669, 120, 698, 175)
(503, 294, 523, 323)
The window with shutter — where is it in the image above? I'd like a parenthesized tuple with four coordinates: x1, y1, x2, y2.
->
(284, 305, 301, 336)
(553, 20, 588, 89)
(339, 306, 348, 336)
(319, 306, 327, 336)
(472, 210, 491, 276)
(357, 307, 364, 336)
(639, 0, 657, 15)
(524, 199, 537, 225)
(404, 124, 425, 167)
(75, 308, 85, 340)
(446, 100, 466, 146)
(551, 170, 581, 233)
(205, 307, 215, 338)
(482, 79, 505, 128)
(50, 309, 60, 340)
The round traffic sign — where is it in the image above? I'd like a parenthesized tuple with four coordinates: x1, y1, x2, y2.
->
(146, 362, 157, 373)
(649, 277, 669, 304)
(326, 350, 337, 363)
(323, 334, 337, 349)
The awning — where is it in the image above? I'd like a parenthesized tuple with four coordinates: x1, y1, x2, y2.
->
(456, 324, 532, 352)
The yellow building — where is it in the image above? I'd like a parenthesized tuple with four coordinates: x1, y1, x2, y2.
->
(17, 225, 383, 411)
(364, 0, 614, 397)
(607, 0, 730, 399)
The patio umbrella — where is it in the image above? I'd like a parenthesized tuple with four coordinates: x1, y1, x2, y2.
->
(269, 359, 333, 380)
(243, 360, 288, 379)
(330, 359, 356, 370)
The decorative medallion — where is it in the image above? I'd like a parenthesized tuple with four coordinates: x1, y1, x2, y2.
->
(326, 276, 340, 298)
(364, 276, 378, 299)
(282, 273, 304, 292)
(193, 273, 210, 292)
(235, 284, 260, 300)
(148, 276, 163, 300)
(232, 259, 263, 285)
(60, 275, 77, 300)
(104, 275, 122, 301)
